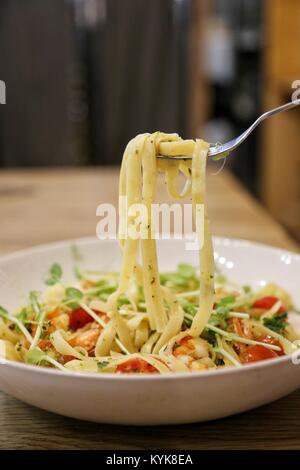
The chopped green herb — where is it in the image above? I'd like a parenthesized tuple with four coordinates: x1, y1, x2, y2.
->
(215, 357, 225, 366)
(182, 302, 198, 326)
(97, 360, 109, 369)
(202, 328, 217, 346)
(263, 313, 288, 334)
(183, 303, 198, 317)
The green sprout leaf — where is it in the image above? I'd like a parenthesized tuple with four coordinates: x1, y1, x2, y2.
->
(160, 273, 190, 287)
(177, 263, 196, 279)
(243, 285, 252, 294)
(74, 264, 84, 281)
(160, 264, 199, 288)
(44, 263, 63, 286)
(26, 348, 45, 365)
(217, 296, 236, 308)
(64, 287, 84, 309)
(16, 308, 28, 323)
(29, 291, 42, 320)
(0, 306, 9, 318)
(65, 287, 84, 300)
(118, 294, 131, 307)
(211, 151, 229, 161)
(87, 285, 116, 300)
(215, 274, 227, 284)
(209, 296, 236, 327)
(71, 245, 84, 280)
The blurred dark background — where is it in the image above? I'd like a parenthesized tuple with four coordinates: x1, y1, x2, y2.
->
(0, 0, 299, 240)
(0, 0, 262, 176)
(0, 0, 190, 167)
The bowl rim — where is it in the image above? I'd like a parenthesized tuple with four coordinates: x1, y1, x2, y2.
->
(0, 235, 299, 382)
(0, 235, 299, 263)
(0, 349, 297, 381)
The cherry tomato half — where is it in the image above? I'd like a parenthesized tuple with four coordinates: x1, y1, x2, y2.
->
(242, 335, 284, 363)
(69, 307, 93, 330)
(252, 296, 286, 313)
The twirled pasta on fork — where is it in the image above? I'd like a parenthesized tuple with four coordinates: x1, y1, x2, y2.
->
(0, 133, 298, 373)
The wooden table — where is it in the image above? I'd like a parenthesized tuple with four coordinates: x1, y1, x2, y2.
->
(0, 168, 299, 450)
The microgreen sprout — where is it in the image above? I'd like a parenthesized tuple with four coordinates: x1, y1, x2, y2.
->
(44, 263, 63, 286)
(26, 348, 66, 371)
(0, 306, 33, 344)
(63, 287, 84, 309)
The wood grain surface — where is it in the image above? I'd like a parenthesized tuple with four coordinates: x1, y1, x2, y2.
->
(0, 167, 299, 450)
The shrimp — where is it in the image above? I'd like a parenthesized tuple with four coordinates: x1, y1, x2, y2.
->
(69, 322, 102, 352)
(173, 335, 210, 371)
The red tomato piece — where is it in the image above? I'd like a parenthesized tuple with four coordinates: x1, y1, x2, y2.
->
(252, 296, 286, 313)
(242, 335, 284, 363)
(242, 345, 278, 363)
(257, 335, 284, 356)
(62, 355, 75, 363)
(116, 358, 158, 374)
(69, 307, 93, 330)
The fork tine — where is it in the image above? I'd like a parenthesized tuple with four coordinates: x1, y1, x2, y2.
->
(157, 100, 300, 160)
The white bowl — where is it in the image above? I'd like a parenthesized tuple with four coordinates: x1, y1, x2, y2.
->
(0, 237, 299, 425)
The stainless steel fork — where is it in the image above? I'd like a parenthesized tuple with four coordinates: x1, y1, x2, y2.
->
(157, 99, 300, 160)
